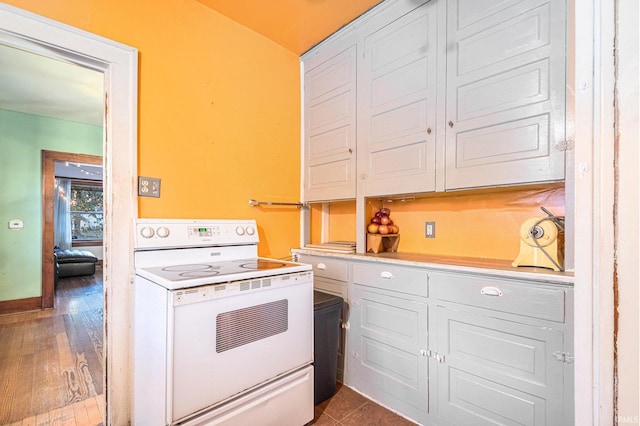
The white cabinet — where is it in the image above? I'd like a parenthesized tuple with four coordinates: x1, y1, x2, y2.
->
(301, 0, 568, 201)
(348, 262, 430, 425)
(291, 252, 574, 426)
(444, 0, 567, 190)
(357, 0, 444, 196)
(302, 35, 357, 202)
(430, 272, 573, 426)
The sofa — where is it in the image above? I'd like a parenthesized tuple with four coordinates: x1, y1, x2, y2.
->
(54, 248, 98, 280)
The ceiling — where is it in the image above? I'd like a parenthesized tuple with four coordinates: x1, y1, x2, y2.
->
(0, 1, 381, 126)
(0, 43, 104, 126)
(55, 161, 103, 180)
(197, 0, 383, 54)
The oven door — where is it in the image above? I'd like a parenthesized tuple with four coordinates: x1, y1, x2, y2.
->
(169, 273, 313, 423)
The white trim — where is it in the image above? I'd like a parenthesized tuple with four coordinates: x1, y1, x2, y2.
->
(0, 4, 138, 424)
(572, 0, 595, 424)
(573, 0, 616, 423)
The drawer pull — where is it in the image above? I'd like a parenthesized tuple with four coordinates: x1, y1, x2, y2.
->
(481, 286, 503, 297)
(317, 263, 327, 270)
(380, 271, 394, 279)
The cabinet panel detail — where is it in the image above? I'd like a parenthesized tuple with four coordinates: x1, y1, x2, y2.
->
(370, 57, 429, 108)
(456, 59, 549, 123)
(307, 159, 352, 187)
(456, 3, 550, 76)
(368, 10, 431, 72)
(360, 294, 421, 344)
(307, 55, 353, 101)
(454, 114, 549, 168)
(361, 336, 420, 387)
(308, 92, 351, 132)
(369, 142, 426, 177)
(308, 126, 351, 161)
(456, 0, 529, 30)
(370, 99, 428, 146)
(447, 316, 551, 387)
(447, 368, 546, 426)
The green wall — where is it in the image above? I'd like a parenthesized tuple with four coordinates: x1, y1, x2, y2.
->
(0, 109, 102, 302)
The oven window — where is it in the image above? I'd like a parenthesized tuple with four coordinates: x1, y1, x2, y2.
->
(216, 299, 289, 353)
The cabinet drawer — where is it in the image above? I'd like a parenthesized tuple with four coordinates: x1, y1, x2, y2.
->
(352, 263, 428, 298)
(298, 255, 348, 282)
(431, 273, 566, 322)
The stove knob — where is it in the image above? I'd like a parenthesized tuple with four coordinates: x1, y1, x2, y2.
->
(245, 226, 255, 236)
(140, 226, 155, 238)
(235, 226, 245, 236)
(156, 226, 170, 238)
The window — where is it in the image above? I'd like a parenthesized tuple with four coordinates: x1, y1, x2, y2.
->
(70, 179, 103, 245)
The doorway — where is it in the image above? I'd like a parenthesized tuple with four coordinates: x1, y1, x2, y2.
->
(42, 151, 103, 309)
(0, 4, 137, 423)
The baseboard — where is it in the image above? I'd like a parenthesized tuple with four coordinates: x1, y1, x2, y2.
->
(0, 296, 42, 315)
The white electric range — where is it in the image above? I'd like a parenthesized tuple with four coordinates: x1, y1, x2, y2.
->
(133, 219, 314, 426)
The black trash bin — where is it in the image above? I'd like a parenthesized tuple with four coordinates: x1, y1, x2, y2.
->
(313, 290, 344, 405)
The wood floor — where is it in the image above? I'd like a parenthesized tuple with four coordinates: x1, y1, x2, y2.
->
(0, 269, 104, 426)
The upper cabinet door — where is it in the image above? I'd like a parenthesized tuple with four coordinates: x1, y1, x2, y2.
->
(302, 39, 357, 202)
(445, 0, 567, 190)
(358, 0, 444, 197)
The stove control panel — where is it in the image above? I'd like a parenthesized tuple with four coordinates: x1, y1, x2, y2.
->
(135, 219, 259, 249)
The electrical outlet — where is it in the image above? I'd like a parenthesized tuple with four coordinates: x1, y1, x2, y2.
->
(138, 176, 161, 198)
(425, 221, 436, 238)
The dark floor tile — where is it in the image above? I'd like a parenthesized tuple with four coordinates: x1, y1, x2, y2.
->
(318, 384, 369, 422)
(340, 401, 417, 426)
(308, 411, 339, 425)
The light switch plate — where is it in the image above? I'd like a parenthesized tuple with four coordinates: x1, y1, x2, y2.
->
(138, 176, 161, 198)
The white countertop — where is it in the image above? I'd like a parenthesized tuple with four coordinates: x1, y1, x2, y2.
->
(291, 248, 574, 286)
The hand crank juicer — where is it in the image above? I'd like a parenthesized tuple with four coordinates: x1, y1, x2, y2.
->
(512, 208, 565, 272)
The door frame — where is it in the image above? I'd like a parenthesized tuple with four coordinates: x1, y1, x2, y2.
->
(0, 4, 138, 423)
(42, 151, 102, 308)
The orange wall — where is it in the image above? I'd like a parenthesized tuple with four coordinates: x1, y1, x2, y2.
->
(7, 0, 302, 258)
(311, 185, 565, 261)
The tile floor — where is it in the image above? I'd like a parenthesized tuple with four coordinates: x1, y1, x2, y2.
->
(311, 383, 417, 425)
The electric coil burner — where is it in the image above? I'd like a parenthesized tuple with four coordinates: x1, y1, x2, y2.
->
(133, 219, 314, 426)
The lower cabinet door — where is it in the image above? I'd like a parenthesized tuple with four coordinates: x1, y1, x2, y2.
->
(435, 306, 566, 426)
(348, 285, 428, 424)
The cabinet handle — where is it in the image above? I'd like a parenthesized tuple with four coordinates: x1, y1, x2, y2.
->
(348, 148, 353, 154)
(448, 120, 454, 128)
(317, 263, 327, 270)
(426, 127, 432, 135)
(341, 322, 350, 330)
(420, 349, 428, 357)
(380, 271, 393, 279)
(480, 286, 503, 297)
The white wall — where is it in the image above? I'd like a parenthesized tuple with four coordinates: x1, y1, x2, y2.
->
(76, 245, 103, 260)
